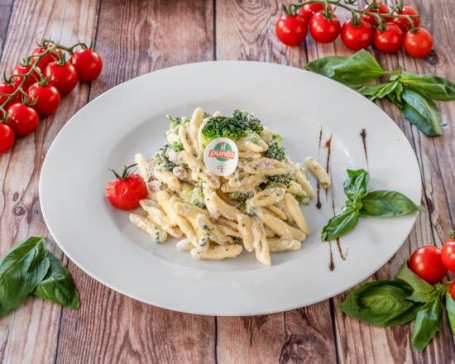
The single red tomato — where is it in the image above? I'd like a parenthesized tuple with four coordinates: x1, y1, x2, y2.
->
(441, 234, 455, 272)
(32, 45, 63, 72)
(393, 6, 420, 31)
(0, 123, 15, 153)
(70, 48, 103, 82)
(27, 82, 61, 116)
(341, 18, 374, 51)
(301, 3, 332, 23)
(6, 103, 39, 137)
(450, 281, 455, 301)
(11, 63, 40, 91)
(373, 22, 404, 53)
(106, 167, 148, 210)
(275, 13, 307, 47)
(409, 246, 447, 284)
(404, 28, 433, 58)
(45, 61, 78, 95)
(363, 1, 391, 25)
(309, 12, 341, 43)
(0, 79, 20, 113)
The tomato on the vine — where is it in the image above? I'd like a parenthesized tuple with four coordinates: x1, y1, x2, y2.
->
(6, 103, 39, 137)
(70, 48, 103, 82)
(341, 18, 374, 51)
(32, 45, 63, 72)
(0, 79, 20, 113)
(373, 22, 404, 53)
(404, 28, 433, 58)
(275, 13, 307, 47)
(363, 1, 391, 25)
(105, 166, 148, 210)
(45, 61, 78, 95)
(450, 281, 455, 301)
(301, 3, 331, 23)
(393, 5, 420, 31)
(11, 63, 40, 91)
(441, 232, 455, 272)
(409, 246, 447, 284)
(28, 82, 61, 116)
(309, 12, 340, 44)
(0, 123, 15, 153)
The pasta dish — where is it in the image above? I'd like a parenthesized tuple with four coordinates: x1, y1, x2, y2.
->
(130, 108, 330, 265)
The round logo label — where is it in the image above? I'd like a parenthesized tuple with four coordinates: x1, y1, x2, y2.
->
(203, 138, 239, 176)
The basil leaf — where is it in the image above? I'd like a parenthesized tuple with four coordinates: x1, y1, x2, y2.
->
(400, 72, 455, 101)
(401, 88, 442, 136)
(332, 50, 386, 87)
(396, 264, 437, 303)
(357, 81, 398, 102)
(359, 190, 423, 217)
(0, 237, 50, 317)
(34, 252, 79, 309)
(305, 56, 346, 79)
(343, 169, 369, 201)
(411, 299, 443, 351)
(339, 280, 419, 326)
(387, 82, 405, 110)
(321, 207, 359, 241)
(446, 292, 455, 334)
(305, 50, 385, 88)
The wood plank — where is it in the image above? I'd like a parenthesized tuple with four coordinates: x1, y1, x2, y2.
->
(216, 2, 337, 363)
(0, 0, 99, 363)
(54, 1, 216, 363)
(332, 0, 455, 362)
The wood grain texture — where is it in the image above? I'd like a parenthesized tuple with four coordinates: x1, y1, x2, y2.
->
(54, 1, 216, 363)
(0, 0, 454, 363)
(0, 1, 98, 363)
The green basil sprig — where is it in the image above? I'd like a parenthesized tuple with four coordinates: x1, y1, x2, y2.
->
(321, 169, 422, 242)
(0, 237, 79, 317)
(305, 50, 455, 137)
(340, 263, 453, 352)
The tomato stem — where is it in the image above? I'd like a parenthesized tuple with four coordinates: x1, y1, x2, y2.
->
(450, 229, 455, 240)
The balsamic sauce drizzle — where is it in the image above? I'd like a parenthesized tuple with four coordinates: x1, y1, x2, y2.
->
(360, 128, 368, 165)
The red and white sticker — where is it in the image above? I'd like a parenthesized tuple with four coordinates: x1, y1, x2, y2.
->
(203, 138, 239, 176)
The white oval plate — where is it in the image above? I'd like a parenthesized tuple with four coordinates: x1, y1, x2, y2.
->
(40, 61, 421, 316)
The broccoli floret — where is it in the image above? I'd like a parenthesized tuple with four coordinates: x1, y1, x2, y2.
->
(243, 130, 261, 143)
(229, 191, 253, 202)
(167, 115, 189, 132)
(181, 185, 205, 208)
(168, 141, 184, 152)
(153, 146, 177, 170)
(266, 175, 293, 187)
(265, 135, 286, 162)
(201, 110, 264, 146)
(295, 193, 311, 205)
(203, 112, 211, 118)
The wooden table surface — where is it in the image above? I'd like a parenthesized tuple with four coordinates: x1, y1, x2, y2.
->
(0, 0, 454, 363)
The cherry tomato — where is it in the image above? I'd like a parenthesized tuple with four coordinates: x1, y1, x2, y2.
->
(106, 167, 148, 210)
(275, 13, 307, 47)
(409, 246, 447, 284)
(393, 6, 420, 31)
(70, 48, 103, 82)
(450, 281, 455, 301)
(341, 18, 374, 51)
(441, 236, 455, 272)
(27, 82, 61, 117)
(6, 103, 39, 137)
(11, 63, 40, 91)
(363, 1, 391, 25)
(309, 12, 341, 44)
(373, 22, 404, 53)
(32, 46, 63, 72)
(0, 80, 20, 115)
(404, 28, 433, 58)
(0, 123, 15, 153)
(45, 61, 78, 95)
(301, 3, 332, 23)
